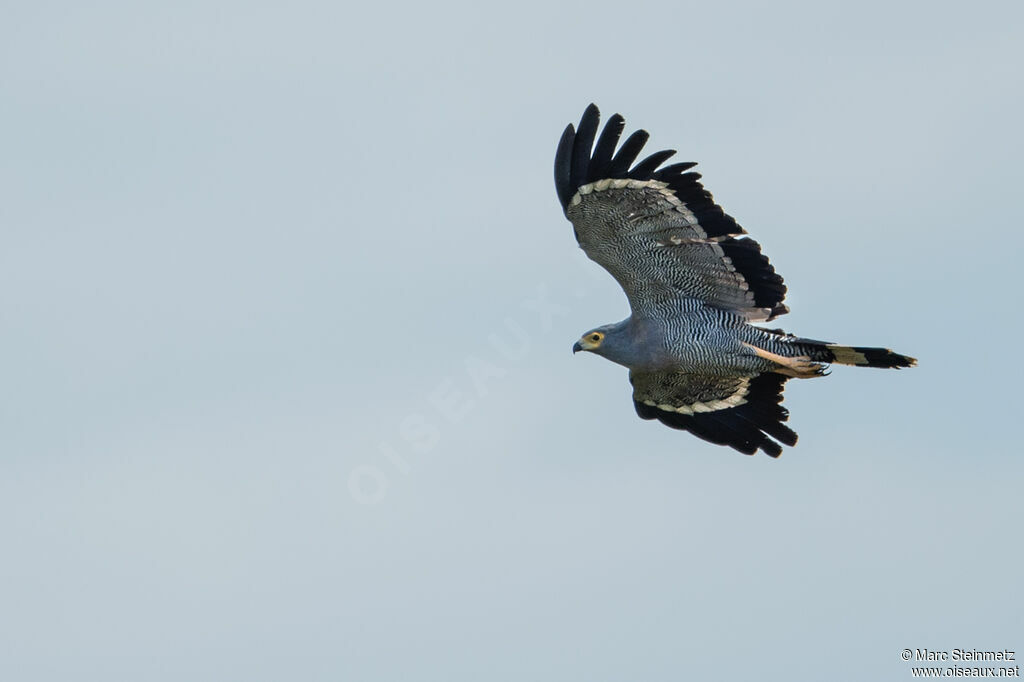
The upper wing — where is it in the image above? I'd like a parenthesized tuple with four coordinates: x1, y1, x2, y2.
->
(630, 370, 798, 457)
(555, 104, 788, 322)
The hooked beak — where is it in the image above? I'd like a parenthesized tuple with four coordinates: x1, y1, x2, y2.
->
(572, 341, 583, 354)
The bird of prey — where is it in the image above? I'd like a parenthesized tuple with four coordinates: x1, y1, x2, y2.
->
(555, 104, 915, 457)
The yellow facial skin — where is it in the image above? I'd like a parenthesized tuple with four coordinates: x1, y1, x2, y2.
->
(576, 331, 605, 352)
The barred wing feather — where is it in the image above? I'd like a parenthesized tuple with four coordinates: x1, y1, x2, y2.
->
(630, 371, 797, 457)
(555, 104, 788, 322)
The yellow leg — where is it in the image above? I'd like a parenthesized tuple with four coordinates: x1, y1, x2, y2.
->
(743, 343, 827, 378)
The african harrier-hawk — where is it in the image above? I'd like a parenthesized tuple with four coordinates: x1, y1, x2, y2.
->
(556, 104, 915, 457)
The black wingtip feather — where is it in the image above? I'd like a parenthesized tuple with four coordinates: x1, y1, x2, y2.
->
(555, 106, 755, 258)
(588, 113, 625, 183)
(719, 237, 787, 314)
(555, 105, 706, 212)
(628, 149, 677, 179)
(653, 162, 699, 179)
(649, 164, 747, 239)
(554, 123, 576, 212)
(633, 374, 796, 457)
(607, 129, 650, 178)
(570, 104, 600, 193)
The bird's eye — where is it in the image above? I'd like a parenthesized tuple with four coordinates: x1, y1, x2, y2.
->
(591, 334, 601, 342)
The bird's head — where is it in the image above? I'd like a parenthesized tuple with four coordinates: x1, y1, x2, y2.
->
(572, 328, 608, 355)
(572, 320, 647, 368)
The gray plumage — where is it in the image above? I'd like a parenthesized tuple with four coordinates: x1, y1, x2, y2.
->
(557, 104, 916, 457)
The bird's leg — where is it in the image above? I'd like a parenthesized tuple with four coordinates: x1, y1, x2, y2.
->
(742, 343, 827, 379)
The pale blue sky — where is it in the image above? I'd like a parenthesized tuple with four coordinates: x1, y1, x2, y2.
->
(2, 1, 1022, 680)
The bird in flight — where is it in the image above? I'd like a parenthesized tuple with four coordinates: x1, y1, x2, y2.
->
(555, 104, 915, 457)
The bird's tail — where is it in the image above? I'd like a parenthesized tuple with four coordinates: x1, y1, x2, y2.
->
(806, 342, 917, 369)
(753, 328, 917, 373)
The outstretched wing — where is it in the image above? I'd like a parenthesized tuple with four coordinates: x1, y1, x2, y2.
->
(630, 371, 798, 457)
(555, 104, 788, 322)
